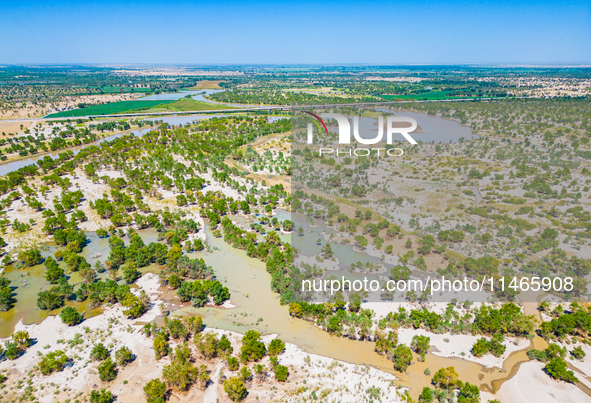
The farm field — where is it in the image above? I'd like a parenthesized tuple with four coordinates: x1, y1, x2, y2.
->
(45, 100, 173, 117)
(186, 80, 224, 89)
(144, 97, 234, 112)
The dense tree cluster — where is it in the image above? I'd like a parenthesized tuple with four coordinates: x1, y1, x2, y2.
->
(539, 303, 591, 341)
(471, 333, 506, 358)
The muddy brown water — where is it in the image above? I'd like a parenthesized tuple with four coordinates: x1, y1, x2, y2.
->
(169, 230, 551, 399)
(0, 231, 160, 338)
(0, 226, 557, 399)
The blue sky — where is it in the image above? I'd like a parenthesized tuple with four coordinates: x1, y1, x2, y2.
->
(0, 0, 589, 64)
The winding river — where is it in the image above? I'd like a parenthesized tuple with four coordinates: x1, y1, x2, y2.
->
(0, 107, 556, 399)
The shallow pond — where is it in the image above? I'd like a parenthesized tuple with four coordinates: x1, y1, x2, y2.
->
(0, 229, 163, 338)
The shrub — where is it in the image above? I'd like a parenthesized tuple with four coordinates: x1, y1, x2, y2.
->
(38, 350, 69, 375)
(571, 346, 586, 361)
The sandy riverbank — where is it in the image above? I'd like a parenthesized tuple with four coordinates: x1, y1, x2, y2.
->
(0, 273, 407, 403)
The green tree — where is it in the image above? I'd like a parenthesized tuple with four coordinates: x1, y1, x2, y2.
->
(45, 257, 64, 283)
(238, 366, 252, 382)
(458, 382, 480, 403)
(91, 343, 109, 361)
(166, 245, 182, 267)
(37, 290, 64, 310)
(144, 379, 167, 403)
(90, 389, 115, 403)
(0, 278, 14, 311)
(224, 377, 248, 402)
(218, 334, 233, 355)
(349, 293, 362, 312)
(490, 333, 506, 357)
(541, 228, 558, 240)
(98, 356, 117, 382)
(154, 333, 169, 360)
(4, 342, 20, 360)
(121, 292, 148, 318)
(60, 306, 82, 326)
(432, 366, 459, 389)
(392, 344, 413, 372)
(18, 248, 43, 267)
(227, 355, 240, 371)
(545, 357, 578, 383)
(162, 360, 199, 391)
(326, 315, 342, 334)
(195, 332, 219, 360)
(268, 338, 285, 356)
(274, 364, 289, 382)
(167, 318, 188, 340)
(12, 330, 32, 352)
(115, 346, 134, 366)
(419, 387, 434, 403)
(122, 266, 141, 284)
(240, 330, 266, 363)
(471, 338, 490, 358)
(168, 274, 180, 289)
(412, 335, 430, 356)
